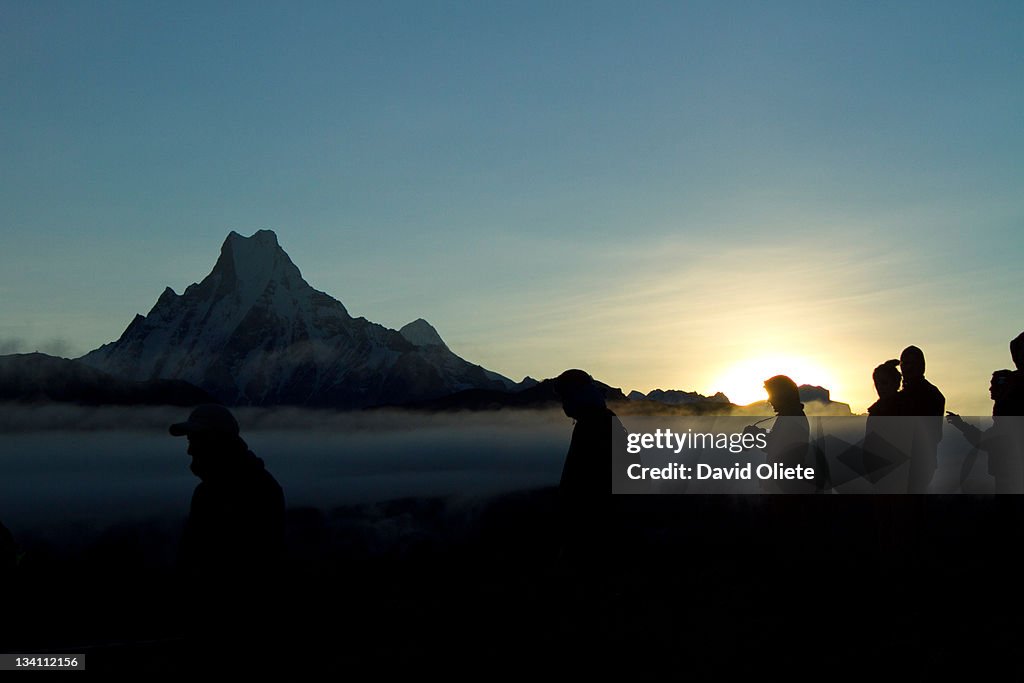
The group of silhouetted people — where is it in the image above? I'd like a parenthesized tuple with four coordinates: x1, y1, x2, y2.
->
(156, 331, 1022, 633)
(551, 333, 1024, 567)
(862, 345, 946, 492)
(863, 337, 1024, 493)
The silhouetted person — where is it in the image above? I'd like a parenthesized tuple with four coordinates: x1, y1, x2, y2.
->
(171, 404, 285, 581)
(170, 404, 285, 666)
(868, 360, 902, 417)
(898, 346, 945, 493)
(947, 371, 1024, 493)
(742, 375, 820, 570)
(861, 362, 910, 562)
(747, 375, 813, 494)
(865, 359, 913, 491)
(947, 366, 1024, 602)
(554, 369, 626, 573)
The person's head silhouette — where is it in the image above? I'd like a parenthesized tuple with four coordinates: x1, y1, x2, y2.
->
(763, 375, 802, 414)
(1010, 332, 1024, 372)
(169, 404, 244, 481)
(899, 345, 926, 383)
(873, 359, 901, 399)
(991, 369, 1016, 403)
(554, 369, 606, 420)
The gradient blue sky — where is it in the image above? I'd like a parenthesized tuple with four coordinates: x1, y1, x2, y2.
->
(2, 1, 1021, 412)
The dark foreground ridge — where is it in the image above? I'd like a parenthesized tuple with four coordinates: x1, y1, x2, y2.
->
(3, 491, 1021, 673)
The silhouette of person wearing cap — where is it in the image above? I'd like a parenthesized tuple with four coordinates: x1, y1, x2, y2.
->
(170, 405, 285, 581)
(898, 346, 945, 493)
(170, 404, 285, 665)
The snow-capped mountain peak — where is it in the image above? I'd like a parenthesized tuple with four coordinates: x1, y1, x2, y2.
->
(80, 230, 512, 407)
(205, 229, 307, 305)
(399, 319, 448, 349)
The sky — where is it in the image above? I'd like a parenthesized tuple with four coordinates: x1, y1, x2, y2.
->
(1, 1, 1021, 413)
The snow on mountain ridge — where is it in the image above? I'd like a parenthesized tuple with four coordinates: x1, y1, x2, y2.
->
(217, 230, 307, 309)
(79, 230, 512, 407)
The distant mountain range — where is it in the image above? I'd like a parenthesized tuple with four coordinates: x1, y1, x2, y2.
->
(733, 385, 853, 416)
(78, 230, 527, 408)
(627, 389, 731, 405)
(0, 230, 853, 413)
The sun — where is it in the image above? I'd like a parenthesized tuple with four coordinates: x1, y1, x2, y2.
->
(710, 355, 839, 407)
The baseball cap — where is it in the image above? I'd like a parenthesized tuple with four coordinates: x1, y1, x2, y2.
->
(169, 404, 240, 438)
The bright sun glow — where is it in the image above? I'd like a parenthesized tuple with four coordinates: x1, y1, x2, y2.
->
(710, 355, 840, 407)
